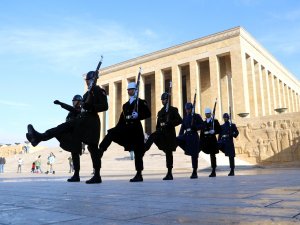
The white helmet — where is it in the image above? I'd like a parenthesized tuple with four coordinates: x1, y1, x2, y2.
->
(127, 82, 136, 90)
(205, 107, 212, 114)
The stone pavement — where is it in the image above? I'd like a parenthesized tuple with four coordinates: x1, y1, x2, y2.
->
(0, 166, 300, 224)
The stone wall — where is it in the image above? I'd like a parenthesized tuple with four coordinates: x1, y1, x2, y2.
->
(234, 112, 300, 165)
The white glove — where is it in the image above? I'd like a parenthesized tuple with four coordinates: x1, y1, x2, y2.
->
(209, 130, 215, 134)
(131, 111, 138, 119)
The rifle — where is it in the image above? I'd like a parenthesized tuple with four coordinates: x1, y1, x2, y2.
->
(212, 98, 217, 130)
(191, 89, 197, 126)
(165, 81, 172, 113)
(165, 81, 172, 124)
(134, 67, 142, 113)
(87, 55, 103, 92)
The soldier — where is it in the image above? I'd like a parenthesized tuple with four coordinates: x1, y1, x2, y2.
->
(53, 94, 82, 182)
(218, 113, 239, 176)
(145, 92, 182, 180)
(26, 71, 108, 184)
(99, 82, 151, 182)
(200, 107, 221, 177)
(177, 103, 203, 179)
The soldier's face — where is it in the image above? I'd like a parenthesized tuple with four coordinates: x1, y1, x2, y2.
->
(224, 117, 229, 122)
(205, 113, 211, 118)
(161, 99, 168, 105)
(73, 100, 81, 107)
(127, 89, 135, 96)
(186, 108, 192, 114)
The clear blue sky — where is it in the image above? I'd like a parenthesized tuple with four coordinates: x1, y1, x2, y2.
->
(1, 0, 300, 146)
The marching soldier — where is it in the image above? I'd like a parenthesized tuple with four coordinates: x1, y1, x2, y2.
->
(177, 103, 203, 179)
(145, 92, 182, 180)
(26, 71, 108, 184)
(200, 107, 221, 177)
(99, 82, 151, 182)
(218, 113, 239, 176)
(53, 94, 83, 182)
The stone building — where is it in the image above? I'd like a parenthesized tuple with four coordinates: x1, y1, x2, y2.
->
(97, 26, 300, 164)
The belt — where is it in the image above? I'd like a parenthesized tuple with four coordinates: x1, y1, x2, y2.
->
(222, 134, 229, 138)
(160, 122, 166, 127)
(186, 128, 191, 132)
(126, 115, 133, 120)
(204, 131, 210, 135)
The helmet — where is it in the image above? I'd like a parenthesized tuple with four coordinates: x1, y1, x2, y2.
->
(223, 113, 230, 119)
(72, 95, 82, 101)
(185, 102, 193, 110)
(205, 107, 212, 114)
(85, 71, 98, 80)
(161, 92, 169, 100)
(127, 82, 136, 90)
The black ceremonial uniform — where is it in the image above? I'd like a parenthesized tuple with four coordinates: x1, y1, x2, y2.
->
(26, 85, 108, 181)
(145, 106, 182, 171)
(200, 118, 221, 175)
(99, 98, 151, 173)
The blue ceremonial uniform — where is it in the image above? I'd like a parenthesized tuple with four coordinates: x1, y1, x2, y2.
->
(218, 121, 239, 157)
(177, 113, 203, 156)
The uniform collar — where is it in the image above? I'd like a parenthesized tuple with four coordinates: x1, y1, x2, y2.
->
(129, 95, 136, 104)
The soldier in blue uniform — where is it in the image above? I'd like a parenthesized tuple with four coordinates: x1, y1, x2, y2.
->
(218, 113, 239, 176)
(99, 82, 151, 182)
(145, 92, 182, 180)
(200, 107, 221, 177)
(177, 103, 203, 179)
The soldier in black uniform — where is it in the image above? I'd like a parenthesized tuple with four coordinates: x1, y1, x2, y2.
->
(177, 103, 203, 179)
(26, 71, 108, 184)
(145, 92, 182, 180)
(200, 107, 221, 177)
(53, 94, 83, 182)
(218, 113, 239, 176)
(99, 82, 151, 182)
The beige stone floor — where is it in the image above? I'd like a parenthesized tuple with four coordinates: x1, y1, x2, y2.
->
(0, 144, 300, 224)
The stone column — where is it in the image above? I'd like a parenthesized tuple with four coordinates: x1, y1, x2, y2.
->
(230, 50, 250, 117)
(286, 86, 291, 113)
(281, 82, 287, 108)
(209, 54, 221, 119)
(257, 63, 265, 116)
(189, 61, 201, 114)
(269, 73, 276, 113)
(275, 77, 282, 108)
(122, 78, 128, 105)
(246, 56, 258, 117)
(172, 64, 183, 116)
(264, 69, 272, 115)
(290, 89, 295, 112)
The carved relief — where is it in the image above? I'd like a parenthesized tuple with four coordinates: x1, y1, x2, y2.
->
(235, 113, 300, 164)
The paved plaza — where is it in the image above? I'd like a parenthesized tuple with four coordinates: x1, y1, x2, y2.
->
(0, 145, 300, 224)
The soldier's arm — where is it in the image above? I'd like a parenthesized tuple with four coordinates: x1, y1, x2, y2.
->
(138, 99, 151, 120)
(59, 102, 78, 113)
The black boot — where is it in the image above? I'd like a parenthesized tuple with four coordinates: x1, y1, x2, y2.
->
(85, 175, 102, 184)
(163, 172, 173, 180)
(67, 174, 80, 182)
(190, 169, 198, 179)
(130, 171, 143, 182)
(209, 169, 216, 177)
(228, 169, 235, 176)
(26, 124, 43, 147)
